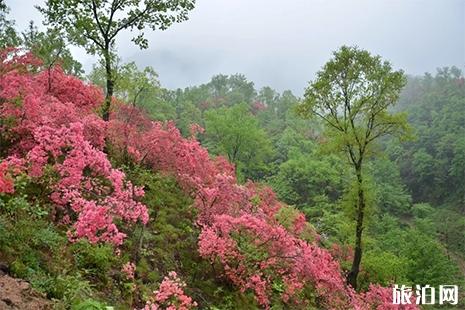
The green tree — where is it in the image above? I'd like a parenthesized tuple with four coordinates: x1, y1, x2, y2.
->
(209, 74, 256, 107)
(88, 60, 173, 120)
(270, 149, 344, 209)
(298, 46, 411, 289)
(38, 0, 195, 121)
(176, 102, 203, 136)
(116, 62, 160, 106)
(22, 21, 83, 76)
(204, 103, 272, 181)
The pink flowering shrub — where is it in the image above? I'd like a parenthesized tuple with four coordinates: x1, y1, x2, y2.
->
(198, 214, 351, 308)
(0, 161, 15, 194)
(122, 262, 136, 280)
(188, 123, 204, 138)
(0, 50, 147, 245)
(143, 272, 197, 310)
(28, 123, 148, 245)
(358, 284, 419, 310)
(251, 100, 267, 114)
(0, 48, 42, 75)
(0, 157, 24, 194)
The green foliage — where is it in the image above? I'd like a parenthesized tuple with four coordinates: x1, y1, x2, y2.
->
(88, 60, 175, 120)
(34, 273, 94, 305)
(72, 241, 116, 285)
(274, 206, 317, 243)
(411, 203, 434, 219)
(273, 127, 314, 163)
(402, 232, 461, 287)
(176, 102, 203, 136)
(386, 67, 465, 270)
(204, 103, 273, 181)
(395, 67, 465, 207)
(0, 211, 99, 308)
(0, 4, 21, 48)
(340, 174, 377, 224)
(433, 209, 465, 255)
(207, 74, 257, 107)
(366, 215, 463, 289)
(22, 21, 83, 76)
(72, 299, 108, 310)
(0, 190, 64, 267)
(0, 190, 49, 221)
(371, 158, 412, 215)
(299, 46, 411, 161)
(255, 90, 311, 161)
(269, 150, 344, 208)
(359, 250, 409, 289)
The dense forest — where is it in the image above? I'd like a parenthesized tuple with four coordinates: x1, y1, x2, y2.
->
(0, 1, 464, 309)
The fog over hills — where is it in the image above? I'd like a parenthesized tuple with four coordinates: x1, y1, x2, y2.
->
(8, 0, 465, 95)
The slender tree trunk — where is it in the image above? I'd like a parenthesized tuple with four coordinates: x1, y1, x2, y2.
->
(347, 165, 365, 290)
(102, 49, 114, 121)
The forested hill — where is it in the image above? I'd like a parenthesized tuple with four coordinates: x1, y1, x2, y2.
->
(133, 66, 465, 294)
(397, 68, 465, 209)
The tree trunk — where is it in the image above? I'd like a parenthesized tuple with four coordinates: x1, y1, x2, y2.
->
(102, 49, 114, 121)
(347, 166, 365, 290)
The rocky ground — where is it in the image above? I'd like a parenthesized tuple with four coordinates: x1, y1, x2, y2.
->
(0, 265, 51, 310)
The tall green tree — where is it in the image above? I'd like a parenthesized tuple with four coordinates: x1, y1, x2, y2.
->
(298, 46, 410, 289)
(38, 0, 195, 120)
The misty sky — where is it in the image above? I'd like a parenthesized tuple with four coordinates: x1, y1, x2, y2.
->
(7, 0, 465, 95)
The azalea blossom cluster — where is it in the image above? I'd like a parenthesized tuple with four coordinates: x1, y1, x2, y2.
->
(198, 213, 351, 308)
(122, 262, 136, 280)
(0, 49, 148, 245)
(357, 284, 419, 310)
(0, 157, 24, 194)
(143, 272, 197, 310)
(0, 161, 13, 194)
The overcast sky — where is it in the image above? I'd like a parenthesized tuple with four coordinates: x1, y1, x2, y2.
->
(7, 0, 465, 95)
